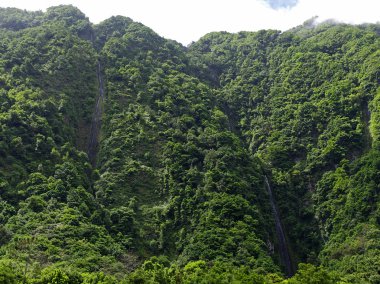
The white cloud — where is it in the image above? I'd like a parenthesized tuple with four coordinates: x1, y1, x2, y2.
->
(262, 0, 299, 10)
(0, 0, 379, 44)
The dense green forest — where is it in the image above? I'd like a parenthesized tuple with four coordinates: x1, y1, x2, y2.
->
(0, 5, 379, 283)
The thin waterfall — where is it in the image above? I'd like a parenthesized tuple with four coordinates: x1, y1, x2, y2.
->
(88, 61, 104, 166)
(264, 175, 293, 276)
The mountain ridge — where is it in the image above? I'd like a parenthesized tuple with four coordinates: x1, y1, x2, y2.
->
(0, 5, 379, 283)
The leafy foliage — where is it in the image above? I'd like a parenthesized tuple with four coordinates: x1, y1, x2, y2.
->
(0, 5, 379, 283)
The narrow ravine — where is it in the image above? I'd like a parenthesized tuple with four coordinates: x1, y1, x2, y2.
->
(264, 176, 293, 276)
(88, 61, 105, 166)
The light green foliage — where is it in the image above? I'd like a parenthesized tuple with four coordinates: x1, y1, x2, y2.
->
(369, 88, 380, 145)
(285, 263, 338, 284)
(0, 261, 19, 284)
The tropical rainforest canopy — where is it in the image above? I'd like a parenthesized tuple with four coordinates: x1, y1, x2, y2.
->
(0, 5, 379, 283)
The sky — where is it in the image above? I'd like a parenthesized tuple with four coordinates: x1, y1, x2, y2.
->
(0, 0, 379, 45)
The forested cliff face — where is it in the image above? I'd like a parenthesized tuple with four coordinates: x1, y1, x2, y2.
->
(0, 5, 379, 283)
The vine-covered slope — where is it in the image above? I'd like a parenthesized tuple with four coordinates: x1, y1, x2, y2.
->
(0, 5, 379, 283)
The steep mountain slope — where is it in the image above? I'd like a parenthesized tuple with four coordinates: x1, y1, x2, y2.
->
(94, 17, 277, 274)
(0, 5, 379, 283)
(188, 24, 380, 282)
(0, 6, 130, 278)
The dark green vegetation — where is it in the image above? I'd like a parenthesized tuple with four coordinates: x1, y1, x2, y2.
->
(0, 5, 379, 283)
